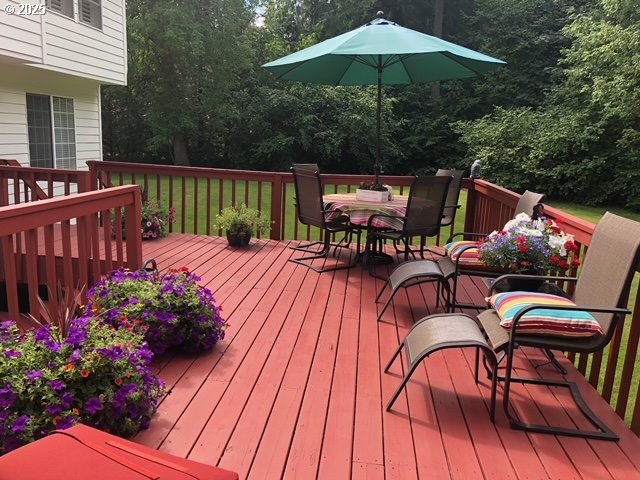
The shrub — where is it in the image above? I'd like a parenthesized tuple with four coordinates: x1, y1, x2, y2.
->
(0, 318, 165, 454)
(87, 267, 227, 355)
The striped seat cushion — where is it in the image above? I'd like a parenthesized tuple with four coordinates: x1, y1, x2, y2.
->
(444, 241, 485, 268)
(487, 291, 603, 337)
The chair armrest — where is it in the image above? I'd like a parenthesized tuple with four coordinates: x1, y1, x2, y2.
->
(447, 231, 487, 242)
(488, 274, 577, 296)
(510, 304, 631, 337)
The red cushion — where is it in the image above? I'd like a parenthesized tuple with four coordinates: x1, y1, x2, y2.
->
(0, 424, 238, 480)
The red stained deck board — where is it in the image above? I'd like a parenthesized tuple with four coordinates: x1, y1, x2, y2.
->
(281, 267, 351, 479)
(217, 264, 320, 478)
(246, 272, 336, 479)
(67, 234, 640, 480)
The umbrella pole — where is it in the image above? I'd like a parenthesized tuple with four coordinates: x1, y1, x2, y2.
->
(375, 59, 382, 185)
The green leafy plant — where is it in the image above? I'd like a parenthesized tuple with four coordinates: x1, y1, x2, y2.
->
(87, 267, 227, 355)
(0, 318, 165, 454)
(213, 204, 271, 239)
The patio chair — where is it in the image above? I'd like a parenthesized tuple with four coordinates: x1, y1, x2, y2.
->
(290, 166, 361, 272)
(375, 189, 546, 318)
(363, 175, 452, 276)
(386, 212, 640, 440)
(407, 169, 465, 259)
(289, 163, 325, 253)
(476, 212, 640, 439)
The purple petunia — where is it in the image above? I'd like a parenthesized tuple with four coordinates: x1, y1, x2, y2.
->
(60, 392, 74, 409)
(3, 349, 21, 359)
(56, 416, 75, 430)
(45, 404, 63, 416)
(84, 396, 103, 415)
(26, 370, 44, 381)
(0, 384, 16, 409)
(11, 415, 30, 434)
(48, 379, 66, 391)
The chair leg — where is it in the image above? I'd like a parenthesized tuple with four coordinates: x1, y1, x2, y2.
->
(500, 347, 618, 440)
(290, 233, 357, 273)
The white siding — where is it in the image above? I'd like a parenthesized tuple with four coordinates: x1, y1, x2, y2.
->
(0, 1, 43, 62)
(0, 63, 102, 170)
(0, 0, 127, 85)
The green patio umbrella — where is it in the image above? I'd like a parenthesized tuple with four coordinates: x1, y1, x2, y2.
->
(262, 13, 505, 183)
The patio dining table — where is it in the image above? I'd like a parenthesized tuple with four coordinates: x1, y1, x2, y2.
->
(322, 193, 408, 230)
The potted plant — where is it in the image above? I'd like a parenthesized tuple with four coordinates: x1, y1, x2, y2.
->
(214, 204, 271, 246)
(356, 181, 393, 202)
(0, 317, 165, 454)
(86, 267, 227, 355)
(479, 213, 580, 290)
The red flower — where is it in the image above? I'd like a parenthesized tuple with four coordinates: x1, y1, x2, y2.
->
(519, 244, 529, 252)
(572, 258, 581, 267)
(550, 255, 560, 264)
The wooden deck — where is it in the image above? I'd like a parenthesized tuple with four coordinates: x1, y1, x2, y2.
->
(131, 233, 640, 480)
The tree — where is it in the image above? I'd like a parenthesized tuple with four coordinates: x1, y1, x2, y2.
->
(123, 0, 254, 166)
(455, 0, 640, 208)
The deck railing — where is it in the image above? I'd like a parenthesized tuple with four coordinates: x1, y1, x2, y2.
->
(88, 160, 463, 241)
(0, 162, 92, 206)
(1, 160, 640, 433)
(0, 185, 142, 323)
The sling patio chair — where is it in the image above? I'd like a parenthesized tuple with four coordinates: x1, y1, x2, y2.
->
(363, 175, 452, 278)
(290, 165, 362, 273)
(404, 169, 465, 259)
(289, 163, 325, 253)
(386, 212, 640, 440)
(375, 189, 546, 319)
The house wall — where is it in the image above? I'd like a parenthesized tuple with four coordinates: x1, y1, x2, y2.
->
(0, 63, 102, 170)
(0, 0, 127, 85)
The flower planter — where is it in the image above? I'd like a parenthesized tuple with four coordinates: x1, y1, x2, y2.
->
(226, 232, 251, 247)
(356, 189, 390, 202)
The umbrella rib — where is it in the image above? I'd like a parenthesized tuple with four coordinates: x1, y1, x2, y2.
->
(438, 51, 488, 76)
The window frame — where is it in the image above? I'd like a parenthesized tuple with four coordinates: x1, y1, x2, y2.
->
(26, 93, 77, 170)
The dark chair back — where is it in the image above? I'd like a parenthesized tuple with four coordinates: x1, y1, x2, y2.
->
(572, 213, 640, 346)
(436, 169, 464, 227)
(515, 190, 546, 217)
(403, 176, 452, 237)
(291, 166, 325, 229)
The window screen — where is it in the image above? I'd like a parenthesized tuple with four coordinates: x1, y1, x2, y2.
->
(26, 94, 54, 168)
(47, 0, 73, 18)
(79, 0, 102, 29)
(52, 97, 77, 169)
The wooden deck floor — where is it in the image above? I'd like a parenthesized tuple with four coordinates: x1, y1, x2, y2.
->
(132, 233, 640, 480)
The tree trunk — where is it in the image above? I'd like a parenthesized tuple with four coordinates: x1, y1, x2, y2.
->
(431, 0, 444, 103)
(172, 131, 190, 166)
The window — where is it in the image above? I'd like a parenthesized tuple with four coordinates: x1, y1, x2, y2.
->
(79, 0, 102, 29)
(26, 94, 77, 170)
(47, 0, 73, 18)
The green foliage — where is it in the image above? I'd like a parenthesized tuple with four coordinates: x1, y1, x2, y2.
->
(214, 204, 271, 238)
(455, 0, 640, 209)
(0, 318, 164, 453)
